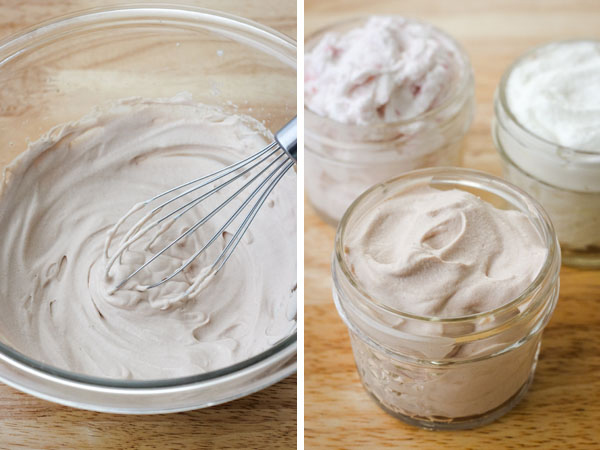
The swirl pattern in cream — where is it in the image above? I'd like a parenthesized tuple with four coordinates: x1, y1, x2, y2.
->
(345, 185, 546, 317)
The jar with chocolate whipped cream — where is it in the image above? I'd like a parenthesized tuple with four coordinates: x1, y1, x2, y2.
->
(493, 40, 600, 267)
(305, 16, 475, 225)
(332, 168, 560, 430)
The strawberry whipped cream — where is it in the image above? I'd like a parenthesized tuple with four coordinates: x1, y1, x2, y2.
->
(304, 16, 473, 225)
(305, 16, 461, 125)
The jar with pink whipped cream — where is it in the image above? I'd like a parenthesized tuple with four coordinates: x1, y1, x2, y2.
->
(332, 168, 560, 429)
(305, 16, 475, 225)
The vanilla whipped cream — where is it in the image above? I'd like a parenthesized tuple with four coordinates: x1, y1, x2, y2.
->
(506, 41, 600, 151)
(305, 16, 461, 124)
(341, 185, 549, 419)
(497, 40, 600, 255)
(345, 186, 546, 316)
(0, 95, 296, 379)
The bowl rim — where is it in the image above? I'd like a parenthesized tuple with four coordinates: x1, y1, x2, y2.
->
(0, 3, 297, 56)
(0, 4, 297, 389)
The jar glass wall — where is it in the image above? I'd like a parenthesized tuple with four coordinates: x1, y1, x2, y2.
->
(332, 168, 560, 430)
(492, 40, 600, 268)
(305, 17, 475, 225)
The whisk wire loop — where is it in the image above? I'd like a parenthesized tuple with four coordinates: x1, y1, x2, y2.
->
(145, 156, 293, 290)
(107, 117, 297, 294)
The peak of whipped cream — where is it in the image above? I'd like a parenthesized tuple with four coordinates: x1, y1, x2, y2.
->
(305, 16, 461, 125)
(344, 186, 547, 318)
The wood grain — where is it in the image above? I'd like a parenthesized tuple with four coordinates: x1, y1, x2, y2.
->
(0, 1, 296, 449)
(0, 376, 296, 450)
(304, 1, 600, 448)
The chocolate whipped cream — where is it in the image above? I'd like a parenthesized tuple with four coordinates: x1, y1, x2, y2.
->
(340, 184, 551, 419)
(0, 94, 296, 379)
(345, 186, 547, 317)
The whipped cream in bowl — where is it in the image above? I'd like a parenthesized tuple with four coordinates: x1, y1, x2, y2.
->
(493, 40, 600, 267)
(332, 168, 560, 430)
(0, 5, 296, 413)
(0, 95, 297, 380)
(305, 16, 474, 224)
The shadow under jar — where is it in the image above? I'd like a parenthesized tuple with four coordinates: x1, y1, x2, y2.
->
(332, 168, 560, 430)
(305, 17, 475, 226)
(493, 40, 600, 268)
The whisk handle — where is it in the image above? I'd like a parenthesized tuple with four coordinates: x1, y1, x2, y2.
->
(275, 116, 297, 161)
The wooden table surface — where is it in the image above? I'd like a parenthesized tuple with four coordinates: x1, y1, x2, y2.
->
(304, 1, 600, 448)
(0, 1, 296, 449)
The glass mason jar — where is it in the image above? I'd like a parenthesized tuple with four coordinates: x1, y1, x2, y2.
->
(305, 17, 475, 226)
(493, 40, 600, 268)
(332, 168, 560, 430)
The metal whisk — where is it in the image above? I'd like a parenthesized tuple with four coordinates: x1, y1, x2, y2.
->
(104, 117, 297, 294)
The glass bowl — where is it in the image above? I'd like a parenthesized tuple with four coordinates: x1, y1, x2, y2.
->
(0, 5, 296, 414)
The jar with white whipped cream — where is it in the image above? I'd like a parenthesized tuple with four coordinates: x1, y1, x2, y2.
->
(305, 16, 475, 225)
(332, 168, 560, 430)
(493, 40, 600, 267)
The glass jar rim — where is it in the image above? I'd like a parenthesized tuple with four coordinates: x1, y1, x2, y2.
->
(493, 122, 600, 195)
(0, 4, 297, 389)
(497, 39, 600, 157)
(304, 15, 474, 130)
(334, 167, 560, 324)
